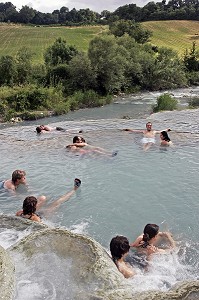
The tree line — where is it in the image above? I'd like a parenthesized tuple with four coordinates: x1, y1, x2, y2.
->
(0, 19, 198, 121)
(0, 0, 199, 26)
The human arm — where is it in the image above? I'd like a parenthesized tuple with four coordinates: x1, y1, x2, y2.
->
(122, 129, 144, 133)
(158, 231, 176, 248)
(155, 128, 171, 134)
(130, 235, 143, 248)
(45, 179, 81, 214)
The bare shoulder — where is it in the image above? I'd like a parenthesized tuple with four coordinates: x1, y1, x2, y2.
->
(31, 214, 41, 222)
(16, 210, 23, 216)
(4, 180, 15, 190)
(130, 235, 143, 247)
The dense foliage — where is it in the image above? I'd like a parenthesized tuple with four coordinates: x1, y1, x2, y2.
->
(0, 1, 199, 121)
(0, 1, 199, 26)
(152, 94, 178, 112)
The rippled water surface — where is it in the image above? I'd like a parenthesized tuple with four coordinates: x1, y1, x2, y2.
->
(0, 87, 199, 296)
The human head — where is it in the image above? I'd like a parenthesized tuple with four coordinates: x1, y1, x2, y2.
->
(143, 224, 159, 243)
(160, 131, 170, 142)
(23, 196, 37, 215)
(36, 126, 42, 133)
(36, 125, 45, 134)
(110, 236, 130, 261)
(146, 122, 152, 131)
(12, 170, 26, 185)
(73, 136, 85, 143)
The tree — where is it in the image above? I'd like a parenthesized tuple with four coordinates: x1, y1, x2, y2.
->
(68, 52, 96, 91)
(18, 5, 35, 23)
(88, 35, 129, 94)
(0, 55, 17, 86)
(184, 42, 199, 72)
(44, 38, 78, 67)
(109, 20, 152, 44)
(16, 47, 33, 84)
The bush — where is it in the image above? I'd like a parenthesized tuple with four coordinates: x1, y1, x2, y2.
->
(188, 97, 199, 108)
(67, 90, 112, 110)
(152, 93, 178, 113)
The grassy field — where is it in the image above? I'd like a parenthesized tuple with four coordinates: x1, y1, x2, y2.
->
(0, 23, 107, 63)
(142, 20, 199, 56)
(0, 21, 198, 63)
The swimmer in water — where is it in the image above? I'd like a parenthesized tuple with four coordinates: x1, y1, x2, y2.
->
(0, 170, 26, 192)
(66, 136, 118, 157)
(110, 235, 135, 278)
(16, 179, 81, 222)
(123, 122, 171, 151)
(160, 131, 173, 147)
(131, 224, 175, 259)
(36, 125, 66, 133)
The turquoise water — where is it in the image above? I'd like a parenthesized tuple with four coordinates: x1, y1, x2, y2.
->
(0, 88, 199, 295)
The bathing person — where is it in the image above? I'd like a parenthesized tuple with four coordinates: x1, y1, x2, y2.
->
(110, 236, 135, 278)
(123, 122, 171, 151)
(131, 224, 175, 258)
(66, 136, 118, 157)
(16, 179, 81, 222)
(160, 131, 173, 146)
(36, 125, 65, 133)
(0, 170, 26, 191)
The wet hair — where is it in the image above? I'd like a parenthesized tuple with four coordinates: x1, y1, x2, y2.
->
(23, 196, 37, 215)
(142, 224, 159, 247)
(36, 126, 42, 133)
(73, 136, 85, 143)
(12, 170, 26, 184)
(110, 236, 130, 263)
(161, 131, 170, 142)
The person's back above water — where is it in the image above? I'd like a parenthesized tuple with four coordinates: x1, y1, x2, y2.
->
(0, 170, 26, 191)
(110, 235, 135, 278)
(131, 223, 175, 258)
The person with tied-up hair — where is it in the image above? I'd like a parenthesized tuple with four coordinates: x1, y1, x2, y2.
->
(131, 224, 175, 258)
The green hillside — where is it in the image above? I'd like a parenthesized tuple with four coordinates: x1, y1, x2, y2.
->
(142, 20, 199, 56)
(0, 24, 107, 63)
(0, 21, 198, 64)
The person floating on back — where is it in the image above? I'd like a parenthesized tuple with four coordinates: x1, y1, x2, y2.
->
(66, 136, 118, 157)
(36, 125, 65, 133)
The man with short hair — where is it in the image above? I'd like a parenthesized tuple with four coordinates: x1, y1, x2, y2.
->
(0, 170, 26, 191)
(123, 122, 171, 151)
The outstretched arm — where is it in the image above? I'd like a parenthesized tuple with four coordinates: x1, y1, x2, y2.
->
(45, 179, 81, 214)
(122, 129, 144, 133)
(157, 231, 176, 248)
(155, 128, 171, 134)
